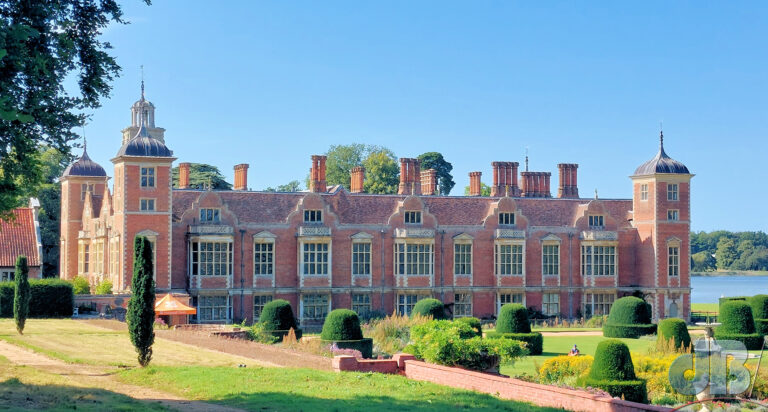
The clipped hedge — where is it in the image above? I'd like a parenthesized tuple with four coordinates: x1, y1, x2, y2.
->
(751, 295, 768, 335)
(657, 318, 691, 350)
(334, 338, 374, 359)
(485, 331, 543, 355)
(715, 300, 763, 350)
(321, 309, 363, 341)
(258, 299, 302, 341)
(584, 339, 647, 403)
(455, 317, 482, 337)
(603, 296, 656, 339)
(411, 298, 447, 320)
(497, 303, 532, 333)
(0, 280, 74, 318)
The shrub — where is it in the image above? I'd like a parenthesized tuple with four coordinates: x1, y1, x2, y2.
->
(410, 320, 527, 371)
(751, 294, 768, 334)
(14, 256, 30, 334)
(603, 296, 656, 339)
(247, 322, 279, 344)
(497, 303, 532, 333)
(258, 300, 303, 341)
(94, 280, 113, 295)
(485, 331, 543, 355)
(127, 236, 155, 367)
(716, 300, 763, 349)
(632, 353, 689, 405)
(363, 312, 430, 357)
(585, 315, 608, 327)
(656, 318, 691, 351)
(454, 317, 482, 337)
(538, 355, 594, 385)
(0, 280, 74, 318)
(584, 339, 647, 403)
(321, 309, 364, 341)
(71, 275, 91, 295)
(411, 298, 447, 320)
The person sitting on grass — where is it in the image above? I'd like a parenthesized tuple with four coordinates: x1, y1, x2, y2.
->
(568, 344, 580, 356)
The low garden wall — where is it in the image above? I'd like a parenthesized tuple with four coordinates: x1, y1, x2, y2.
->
(333, 354, 671, 412)
(74, 294, 130, 313)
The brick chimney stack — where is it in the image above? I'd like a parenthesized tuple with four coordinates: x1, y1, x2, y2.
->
(468, 171, 483, 196)
(398, 158, 422, 195)
(421, 169, 437, 195)
(310, 155, 327, 193)
(234, 163, 249, 191)
(178, 162, 191, 189)
(490, 162, 520, 197)
(350, 166, 365, 193)
(557, 163, 579, 198)
(521, 172, 552, 198)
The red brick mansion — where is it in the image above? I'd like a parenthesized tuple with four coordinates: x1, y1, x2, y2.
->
(60, 91, 693, 326)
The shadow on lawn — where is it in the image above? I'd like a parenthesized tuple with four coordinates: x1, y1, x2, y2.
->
(0, 378, 168, 411)
(216, 391, 563, 412)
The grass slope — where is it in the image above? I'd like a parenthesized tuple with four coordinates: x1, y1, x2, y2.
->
(119, 366, 563, 412)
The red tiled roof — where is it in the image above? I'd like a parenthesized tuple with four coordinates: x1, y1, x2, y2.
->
(173, 190, 633, 228)
(0, 208, 41, 267)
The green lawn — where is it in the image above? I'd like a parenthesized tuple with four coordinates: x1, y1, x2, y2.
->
(119, 366, 562, 412)
(691, 303, 719, 313)
(500, 334, 656, 377)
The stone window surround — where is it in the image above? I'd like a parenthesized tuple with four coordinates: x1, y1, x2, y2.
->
(494, 239, 525, 277)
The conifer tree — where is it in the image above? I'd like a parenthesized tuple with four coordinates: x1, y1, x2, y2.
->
(127, 236, 155, 366)
(13, 255, 30, 335)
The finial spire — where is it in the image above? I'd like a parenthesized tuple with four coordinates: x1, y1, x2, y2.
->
(82, 125, 87, 153)
(525, 146, 529, 172)
(505, 185, 509, 197)
(140, 65, 145, 101)
(594, 189, 598, 200)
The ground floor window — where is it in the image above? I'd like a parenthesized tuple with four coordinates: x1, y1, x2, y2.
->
(198, 295, 229, 322)
(302, 294, 329, 322)
(0, 270, 13, 282)
(453, 293, 472, 318)
(497, 292, 524, 314)
(351, 293, 371, 315)
(253, 294, 273, 320)
(397, 294, 430, 316)
(583, 293, 615, 317)
(542, 293, 560, 316)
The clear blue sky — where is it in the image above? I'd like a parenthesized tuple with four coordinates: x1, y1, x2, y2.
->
(80, 1, 768, 233)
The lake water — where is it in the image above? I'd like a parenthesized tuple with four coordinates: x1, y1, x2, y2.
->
(691, 275, 768, 303)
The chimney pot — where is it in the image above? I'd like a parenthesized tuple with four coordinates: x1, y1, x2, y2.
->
(179, 162, 191, 189)
(469, 171, 483, 196)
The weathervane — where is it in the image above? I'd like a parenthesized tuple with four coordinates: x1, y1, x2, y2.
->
(140, 65, 145, 100)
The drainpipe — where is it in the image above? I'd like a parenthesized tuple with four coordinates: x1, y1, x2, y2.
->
(439, 230, 445, 302)
(239, 229, 245, 322)
(380, 228, 386, 312)
(568, 232, 573, 319)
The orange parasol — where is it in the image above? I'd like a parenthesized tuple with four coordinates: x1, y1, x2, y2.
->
(155, 294, 197, 315)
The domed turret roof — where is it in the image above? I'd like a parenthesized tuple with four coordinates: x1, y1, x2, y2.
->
(62, 148, 107, 177)
(116, 122, 173, 158)
(633, 132, 690, 175)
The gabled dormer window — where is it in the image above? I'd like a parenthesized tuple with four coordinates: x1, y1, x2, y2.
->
(304, 209, 322, 223)
(499, 213, 515, 226)
(405, 211, 421, 224)
(200, 208, 220, 223)
(588, 215, 604, 229)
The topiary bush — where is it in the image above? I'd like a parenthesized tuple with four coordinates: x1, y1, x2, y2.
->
(411, 298, 447, 320)
(751, 294, 768, 335)
(454, 317, 482, 337)
(0, 280, 74, 318)
(259, 299, 302, 341)
(584, 339, 647, 403)
(603, 296, 656, 339)
(321, 309, 372, 358)
(496, 303, 532, 333)
(485, 331, 543, 355)
(715, 300, 764, 350)
(656, 318, 691, 351)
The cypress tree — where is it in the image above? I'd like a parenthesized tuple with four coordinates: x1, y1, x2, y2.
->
(13, 255, 30, 335)
(127, 236, 155, 367)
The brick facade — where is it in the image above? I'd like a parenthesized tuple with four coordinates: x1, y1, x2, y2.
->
(61, 95, 692, 326)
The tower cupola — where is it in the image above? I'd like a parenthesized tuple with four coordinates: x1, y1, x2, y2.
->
(62, 145, 107, 177)
(633, 131, 690, 175)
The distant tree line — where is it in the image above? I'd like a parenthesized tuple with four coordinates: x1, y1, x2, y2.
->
(691, 231, 768, 272)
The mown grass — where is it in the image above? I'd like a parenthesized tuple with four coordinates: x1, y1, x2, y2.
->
(0, 319, 253, 367)
(691, 303, 719, 313)
(118, 366, 563, 411)
(0, 354, 167, 411)
(500, 334, 656, 377)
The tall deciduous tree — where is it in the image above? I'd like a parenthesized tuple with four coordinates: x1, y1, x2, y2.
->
(127, 236, 155, 367)
(362, 148, 399, 194)
(463, 182, 491, 196)
(0, 0, 150, 219)
(13, 255, 30, 335)
(418, 152, 455, 195)
(172, 163, 232, 190)
(264, 180, 303, 192)
(715, 237, 738, 270)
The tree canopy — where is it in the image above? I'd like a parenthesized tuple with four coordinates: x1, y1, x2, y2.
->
(0, 0, 150, 218)
(318, 144, 400, 194)
(418, 152, 455, 195)
(463, 182, 491, 196)
(172, 163, 232, 190)
(691, 230, 768, 271)
(362, 148, 399, 194)
(264, 180, 303, 192)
